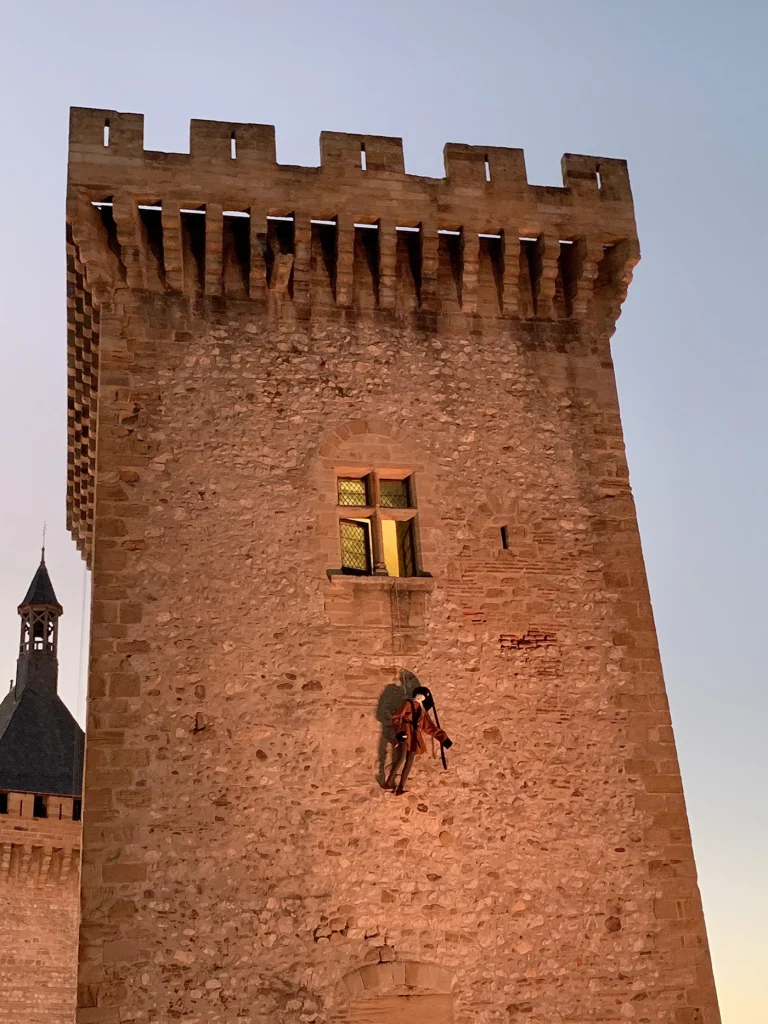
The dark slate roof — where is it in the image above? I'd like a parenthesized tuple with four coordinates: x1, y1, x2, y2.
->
(0, 686, 83, 796)
(19, 557, 62, 611)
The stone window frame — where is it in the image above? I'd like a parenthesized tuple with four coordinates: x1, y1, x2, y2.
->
(334, 467, 423, 578)
(316, 419, 438, 589)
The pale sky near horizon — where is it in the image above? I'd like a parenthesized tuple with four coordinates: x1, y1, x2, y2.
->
(1, 2, 766, 1020)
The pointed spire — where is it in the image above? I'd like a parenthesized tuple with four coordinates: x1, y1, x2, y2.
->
(19, 555, 62, 613)
(1, 546, 82, 792)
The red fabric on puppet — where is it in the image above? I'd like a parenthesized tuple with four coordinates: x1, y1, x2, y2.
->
(391, 687, 451, 755)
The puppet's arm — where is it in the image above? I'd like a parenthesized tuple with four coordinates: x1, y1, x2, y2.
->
(422, 712, 451, 747)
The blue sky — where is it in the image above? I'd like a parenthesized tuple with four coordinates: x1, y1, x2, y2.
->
(0, 2, 765, 1019)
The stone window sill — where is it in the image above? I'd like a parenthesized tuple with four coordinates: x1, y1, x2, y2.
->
(325, 572, 434, 592)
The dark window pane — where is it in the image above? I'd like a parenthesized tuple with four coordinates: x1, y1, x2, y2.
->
(337, 477, 369, 506)
(340, 519, 372, 574)
(73, 799, 82, 822)
(33, 795, 47, 819)
(396, 520, 416, 577)
(380, 478, 410, 508)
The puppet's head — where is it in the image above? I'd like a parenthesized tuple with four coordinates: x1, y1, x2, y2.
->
(411, 686, 435, 711)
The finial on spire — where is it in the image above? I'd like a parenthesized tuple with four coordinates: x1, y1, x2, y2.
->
(41, 521, 47, 562)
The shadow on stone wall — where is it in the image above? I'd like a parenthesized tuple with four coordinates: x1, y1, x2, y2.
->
(373, 669, 419, 785)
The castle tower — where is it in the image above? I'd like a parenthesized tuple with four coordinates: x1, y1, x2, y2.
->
(0, 553, 84, 1024)
(66, 108, 721, 1024)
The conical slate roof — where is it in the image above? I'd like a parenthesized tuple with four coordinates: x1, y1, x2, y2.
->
(0, 687, 83, 796)
(19, 554, 62, 611)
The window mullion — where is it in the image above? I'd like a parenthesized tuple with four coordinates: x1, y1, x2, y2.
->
(370, 472, 387, 574)
(370, 510, 388, 575)
(370, 471, 381, 507)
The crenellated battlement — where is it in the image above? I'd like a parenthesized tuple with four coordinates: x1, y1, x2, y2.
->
(69, 107, 635, 204)
(68, 113, 640, 318)
(66, 107, 641, 562)
(0, 793, 81, 1024)
(0, 793, 81, 887)
(67, 107, 639, 324)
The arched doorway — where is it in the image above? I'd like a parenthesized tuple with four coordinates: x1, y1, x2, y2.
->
(337, 961, 454, 1024)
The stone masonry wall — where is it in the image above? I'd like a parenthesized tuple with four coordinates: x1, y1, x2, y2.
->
(0, 796, 81, 1023)
(67, 109, 721, 1024)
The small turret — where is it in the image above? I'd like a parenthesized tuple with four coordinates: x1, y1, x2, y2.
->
(0, 552, 83, 798)
(15, 548, 63, 697)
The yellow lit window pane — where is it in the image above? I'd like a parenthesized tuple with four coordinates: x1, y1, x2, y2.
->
(381, 519, 400, 577)
(338, 478, 369, 506)
(382, 518, 416, 577)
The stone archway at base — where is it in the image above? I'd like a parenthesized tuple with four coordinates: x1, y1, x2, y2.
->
(334, 961, 455, 1024)
(349, 993, 454, 1024)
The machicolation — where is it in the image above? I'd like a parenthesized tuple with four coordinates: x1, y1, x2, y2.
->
(67, 109, 639, 563)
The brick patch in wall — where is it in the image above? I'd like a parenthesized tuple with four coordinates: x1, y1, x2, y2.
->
(499, 629, 557, 650)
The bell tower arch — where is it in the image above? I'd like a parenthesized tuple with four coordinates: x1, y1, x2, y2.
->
(14, 548, 63, 697)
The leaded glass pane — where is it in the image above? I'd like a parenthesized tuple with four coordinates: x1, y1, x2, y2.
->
(338, 477, 369, 506)
(340, 519, 371, 574)
(397, 520, 416, 577)
(380, 478, 410, 508)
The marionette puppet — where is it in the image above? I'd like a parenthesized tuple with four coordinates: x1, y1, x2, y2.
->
(384, 686, 452, 796)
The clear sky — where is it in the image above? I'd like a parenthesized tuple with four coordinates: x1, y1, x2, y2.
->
(0, 1, 765, 1019)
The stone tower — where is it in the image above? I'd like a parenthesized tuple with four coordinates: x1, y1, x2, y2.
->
(0, 553, 84, 1023)
(66, 107, 721, 1024)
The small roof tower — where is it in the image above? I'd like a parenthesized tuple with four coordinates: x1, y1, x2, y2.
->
(0, 551, 84, 796)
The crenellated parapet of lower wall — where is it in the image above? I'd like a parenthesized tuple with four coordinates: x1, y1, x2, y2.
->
(0, 793, 81, 1024)
(0, 792, 81, 885)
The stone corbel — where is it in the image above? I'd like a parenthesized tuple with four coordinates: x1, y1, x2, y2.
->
(68, 194, 123, 301)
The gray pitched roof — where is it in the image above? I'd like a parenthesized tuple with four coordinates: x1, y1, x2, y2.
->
(19, 557, 62, 611)
(0, 686, 83, 796)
